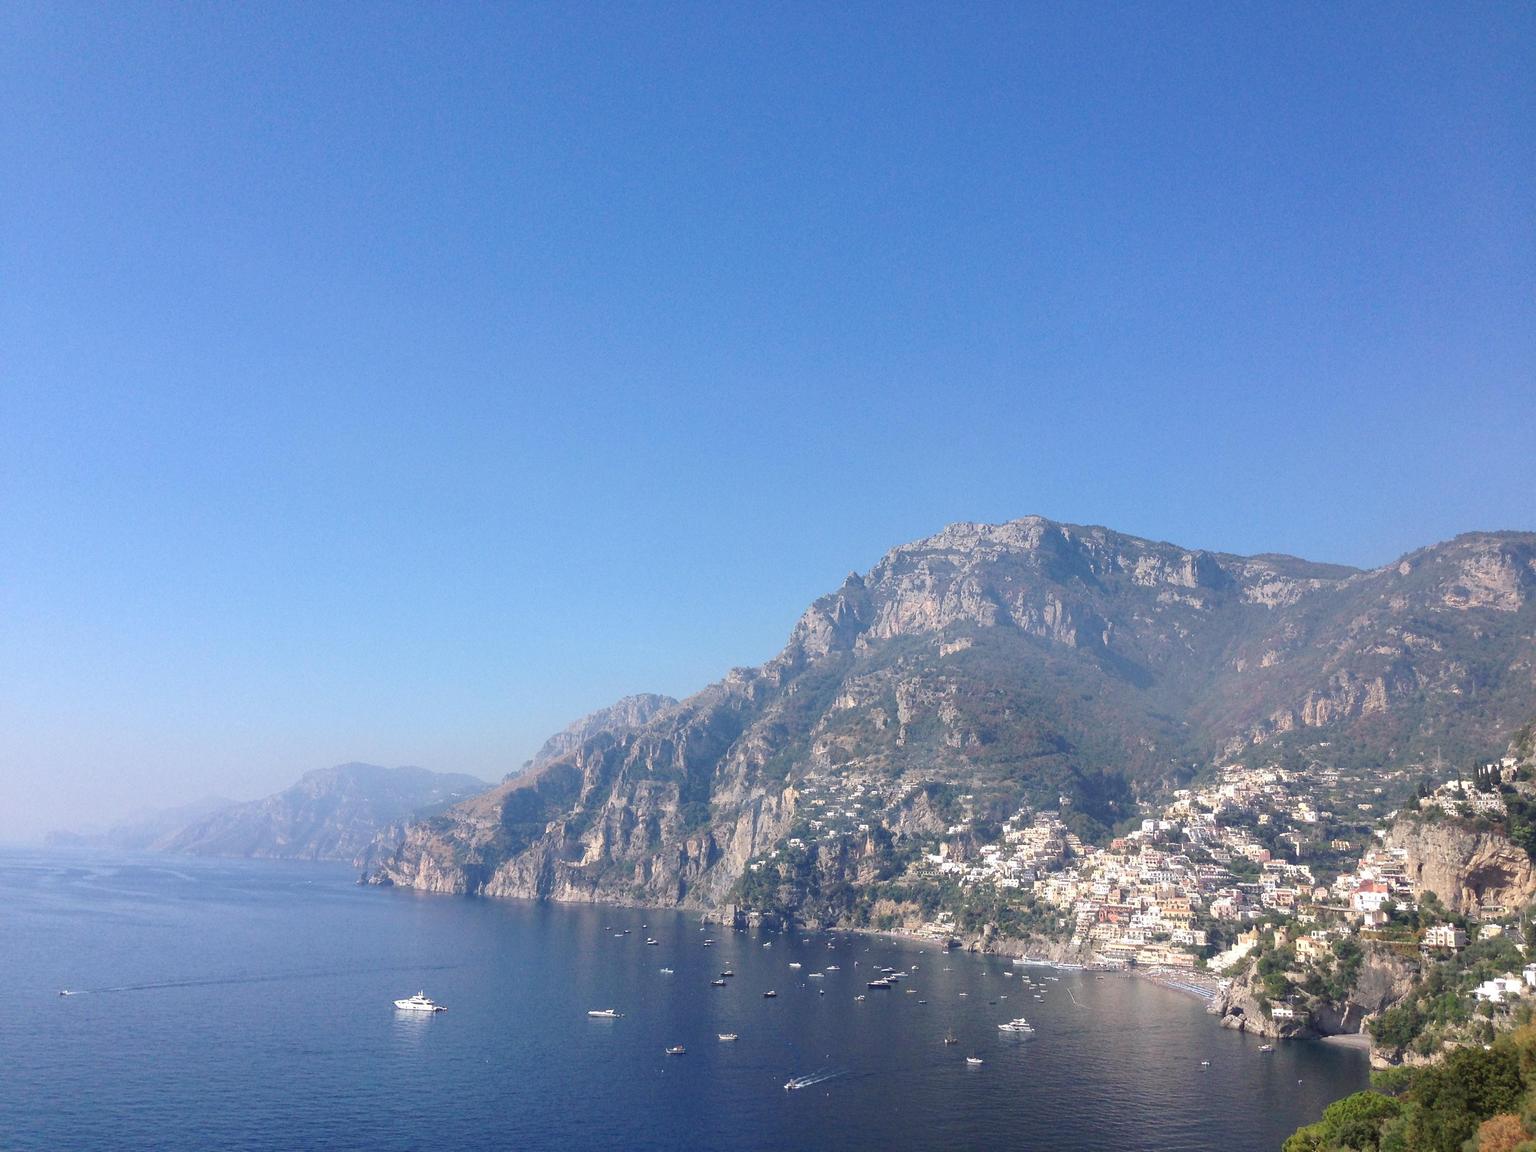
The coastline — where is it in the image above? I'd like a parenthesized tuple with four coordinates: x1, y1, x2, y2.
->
(1131, 967, 1222, 1003)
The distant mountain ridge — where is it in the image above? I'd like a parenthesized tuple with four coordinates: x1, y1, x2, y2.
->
(46, 795, 239, 852)
(368, 516, 1536, 916)
(152, 763, 490, 861)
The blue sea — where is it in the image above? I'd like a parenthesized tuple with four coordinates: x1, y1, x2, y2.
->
(0, 851, 1367, 1151)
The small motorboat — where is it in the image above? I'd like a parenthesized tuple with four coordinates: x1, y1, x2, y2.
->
(789, 962, 802, 969)
(763, 990, 778, 998)
(720, 970, 734, 978)
(659, 968, 674, 975)
(711, 978, 727, 987)
(854, 994, 866, 1002)
(1258, 1044, 1274, 1053)
(645, 938, 659, 946)
(718, 1033, 739, 1042)
(966, 1057, 984, 1066)
(587, 1008, 623, 1019)
(665, 1045, 686, 1055)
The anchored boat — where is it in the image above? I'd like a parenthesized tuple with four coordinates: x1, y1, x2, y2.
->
(393, 992, 446, 1012)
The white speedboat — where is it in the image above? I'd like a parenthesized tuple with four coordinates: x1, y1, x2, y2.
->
(966, 1056, 984, 1066)
(587, 1008, 623, 1018)
(718, 1032, 739, 1041)
(394, 992, 446, 1012)
(998, 1017, 1035, 1034)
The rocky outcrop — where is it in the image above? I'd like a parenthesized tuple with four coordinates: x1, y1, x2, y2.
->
(1208, 945, 1417, 1042)
(1387, 818, 1536, 917)
(368, 517, 1536, 916)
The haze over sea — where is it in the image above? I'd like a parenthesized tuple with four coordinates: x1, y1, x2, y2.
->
(2, 851, 1365, 1151)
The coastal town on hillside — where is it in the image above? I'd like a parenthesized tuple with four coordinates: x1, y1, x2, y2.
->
(745, 747, 1536, 1039)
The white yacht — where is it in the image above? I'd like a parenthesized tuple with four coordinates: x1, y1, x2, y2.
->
(587, 1008, 623, 1018)
(394, 992, 446, 1012)
(998, 1017, 1035, 1034)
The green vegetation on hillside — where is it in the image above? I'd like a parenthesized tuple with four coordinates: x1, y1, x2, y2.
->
(1283, 1027, 1536, 1152)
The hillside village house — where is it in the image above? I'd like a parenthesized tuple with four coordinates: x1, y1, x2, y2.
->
(1423, 924, 1468, 950)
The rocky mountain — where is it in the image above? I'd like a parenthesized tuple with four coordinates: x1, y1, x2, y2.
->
(158, 763, 489, 862)
(521, 694, 679, 774)
(367, 516, 1536, 916)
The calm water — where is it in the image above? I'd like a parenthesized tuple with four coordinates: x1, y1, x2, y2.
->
(0, 850, 1366, 1151)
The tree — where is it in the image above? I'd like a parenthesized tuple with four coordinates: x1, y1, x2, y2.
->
(1470, 1113, 1529, 1152)
(1403, 1045, 1523, 1152)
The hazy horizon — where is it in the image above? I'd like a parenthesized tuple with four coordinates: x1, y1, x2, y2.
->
(10, 516, 1531, 845)
(5, 5, 1532, 842)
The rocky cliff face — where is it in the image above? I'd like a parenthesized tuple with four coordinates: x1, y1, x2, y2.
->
(1209, 944, 1418, 1041)
(1387, 818, 1536, 917)
(368, 517, 1536, 915)
(523, 693, 679, 773)
(157, 763, 489, 862)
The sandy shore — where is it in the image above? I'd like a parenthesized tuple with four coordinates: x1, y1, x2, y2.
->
(1320, 1033, 1373, 1050)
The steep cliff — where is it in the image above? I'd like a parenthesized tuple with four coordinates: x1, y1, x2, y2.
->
(1387, 818, 1536, 917)
(369, 517, 1536, 913)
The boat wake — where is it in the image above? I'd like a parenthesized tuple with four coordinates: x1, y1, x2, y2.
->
(57, 962, 462, 997)
(784, 1066, 847, 1091)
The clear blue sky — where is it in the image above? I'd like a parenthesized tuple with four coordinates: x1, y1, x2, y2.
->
(3, 3, 1532, 838)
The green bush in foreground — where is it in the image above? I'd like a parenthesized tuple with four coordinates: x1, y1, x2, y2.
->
(1281, 1029, 1534, 1152)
